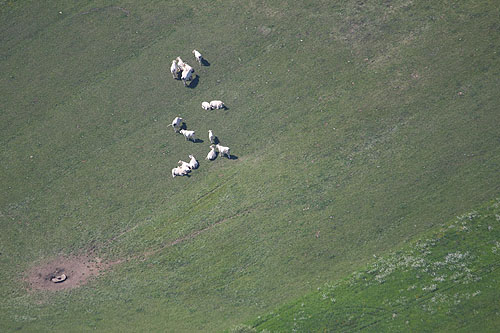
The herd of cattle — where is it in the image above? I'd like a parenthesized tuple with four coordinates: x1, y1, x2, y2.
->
(169, 50, 231, 178)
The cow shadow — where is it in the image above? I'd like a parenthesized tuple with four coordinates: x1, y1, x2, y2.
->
(187, 75, 199, 89)
(193, 138, 204, 143)
(212, 136, 220, 145)
(180, 123, 187, 131)
(201, 59, 210, 67)
(219, 154, 238, 160)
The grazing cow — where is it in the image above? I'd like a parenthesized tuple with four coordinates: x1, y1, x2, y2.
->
(192, 49, 203, 65)
(216, 144, 231, 158)
(181, 68, 194, 87)
(176, 57, 186, 71)
(170, 60, 178, 79)
(206, 145, 217, 160)
(188, 154, 199, 169)
(208, 130, 216, 144)
(168, 116, 184, 132)
(179, 129, 196, 141)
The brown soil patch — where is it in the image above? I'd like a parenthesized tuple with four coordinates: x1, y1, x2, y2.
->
(24, 207, 254, 292)
(25, 255, 106, 292)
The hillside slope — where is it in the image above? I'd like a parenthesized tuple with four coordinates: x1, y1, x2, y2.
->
(1, 0, 499, 331)
(241, 198, 500, 332)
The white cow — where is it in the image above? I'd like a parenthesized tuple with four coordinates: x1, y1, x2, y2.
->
(202, 101, 211, 110)
(216, 144, 230, 158)
(208, 130, 216, 144)
(210, 100, 225, 109)
(171, 116, 183, 127)
(206, 145, 217, 160)
(192, 49, 203, 64)
(188, 154, 199, 169)
(177, 160, 192, 172)
(176, 57, 186, 71)
(168, 116, 183, 132)
(172, 166, 188, 178)
(170, 60, 178, 79)
(181, 68, 194, 87)
(179, 129, 196, 141)
(183, 63, 193, 73)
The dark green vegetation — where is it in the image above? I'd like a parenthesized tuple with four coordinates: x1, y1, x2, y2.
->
(243, 199, 500, 332)
(1, 0, 499, 331)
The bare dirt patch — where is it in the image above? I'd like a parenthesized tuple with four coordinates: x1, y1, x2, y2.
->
(25, 255, 106, 292)
(24, 207, 254, 292)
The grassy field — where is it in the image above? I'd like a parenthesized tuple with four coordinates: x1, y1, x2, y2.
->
(240, 199, 500, 332)
(1, 0, 499, 331)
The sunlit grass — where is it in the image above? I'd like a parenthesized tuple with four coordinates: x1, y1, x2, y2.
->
(1, 0, 499, 331)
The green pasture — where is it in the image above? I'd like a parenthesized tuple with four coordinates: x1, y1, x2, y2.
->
(1, 0, 499, 331)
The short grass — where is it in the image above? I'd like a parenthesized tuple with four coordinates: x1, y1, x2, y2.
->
(1, 0, 499, 331)
(241, 198, 500, 332)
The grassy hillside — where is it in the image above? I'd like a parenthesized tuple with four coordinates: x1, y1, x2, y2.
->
(240, 198, 500, 332)
(1, 0, 499, 331)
